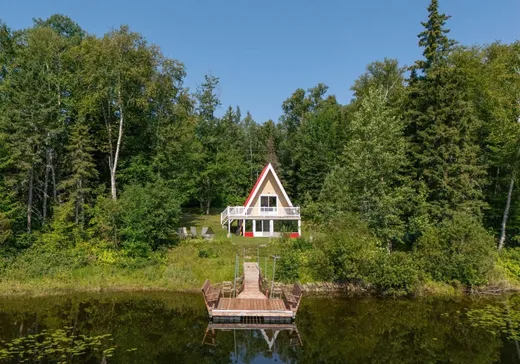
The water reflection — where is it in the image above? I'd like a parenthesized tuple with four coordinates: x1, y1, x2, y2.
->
(203, 322, 302, 350)
(0, 292, 518, 363)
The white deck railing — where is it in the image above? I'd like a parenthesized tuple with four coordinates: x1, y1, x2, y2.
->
(221, 206, 300, 225)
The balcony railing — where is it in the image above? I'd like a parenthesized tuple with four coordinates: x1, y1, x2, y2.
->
(221, 206, 300, 225)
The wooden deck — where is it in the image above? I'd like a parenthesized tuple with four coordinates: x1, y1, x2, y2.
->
(237, 262, 266, 299)
(201, 262, 302, 321)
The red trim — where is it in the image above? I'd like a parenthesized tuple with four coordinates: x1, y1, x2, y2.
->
(244, 164, 270, 207)
(289, 232, 300, 238)
(244, 232, 254, 238)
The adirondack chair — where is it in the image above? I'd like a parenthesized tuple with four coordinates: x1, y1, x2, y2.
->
(202, 227, 215, 240)
(190, 226, 198, 237)
(177, 227, 188, 239)
(271, 283, 283, 299)
(283, 283, 303, 311)
(201, 280, 221, 309)
(221, 281, 233, 297)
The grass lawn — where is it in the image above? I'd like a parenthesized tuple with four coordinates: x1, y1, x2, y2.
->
(179, 208, 272, 247)
(173, 208, 281, 286)
(0, 209, 287, 297)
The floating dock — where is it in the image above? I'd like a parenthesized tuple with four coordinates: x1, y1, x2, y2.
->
(201, 262, 302, 323)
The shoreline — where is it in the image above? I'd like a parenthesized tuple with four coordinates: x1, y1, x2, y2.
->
(0, 279, 518, 299)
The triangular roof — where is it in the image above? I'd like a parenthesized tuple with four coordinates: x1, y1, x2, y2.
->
(244, 163, 293, 208)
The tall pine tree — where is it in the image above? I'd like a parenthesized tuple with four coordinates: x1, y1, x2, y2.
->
(407, 0, 486, 222)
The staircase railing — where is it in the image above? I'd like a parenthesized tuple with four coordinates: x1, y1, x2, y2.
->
(220, 207, 229, 226)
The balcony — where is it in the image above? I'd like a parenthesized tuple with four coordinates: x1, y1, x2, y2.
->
(221, 206, 300, 225)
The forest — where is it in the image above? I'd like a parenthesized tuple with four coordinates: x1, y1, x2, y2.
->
(0, 0, 519, 295)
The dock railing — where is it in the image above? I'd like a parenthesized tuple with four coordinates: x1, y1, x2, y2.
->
(258, 268, 269, 298)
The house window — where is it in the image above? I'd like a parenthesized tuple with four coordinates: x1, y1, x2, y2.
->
(260, 196, 277, 213)
(255, 220, 270, 232)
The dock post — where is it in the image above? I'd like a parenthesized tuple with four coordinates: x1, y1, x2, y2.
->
(233, 254, 238, 298)
(264, 257, 267, 281)
(270, 256, 279, 299)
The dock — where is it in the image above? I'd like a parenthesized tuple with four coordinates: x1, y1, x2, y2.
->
(201, 262, 302, 323)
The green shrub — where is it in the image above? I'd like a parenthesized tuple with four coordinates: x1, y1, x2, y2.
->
(368, 251, 421, 296)
(316, 214, 380, 282)
(499, 248, 520, 281)
(122, 240, 151, 259)
(5, 245, 90, 279)
(276, 214, 383, 284)
(119, 180, 181, 249)
(277, 246, 301, 281)
(414, 213, 496, 286)
(197, 247, 219, 259)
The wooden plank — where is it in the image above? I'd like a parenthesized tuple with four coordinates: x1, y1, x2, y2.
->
(216, 298, 287, 311)
(204, 262, 299, 319)
(211, 310, 294, 317)
(237, 262, 266, 299)
(208, 323, 297, 330)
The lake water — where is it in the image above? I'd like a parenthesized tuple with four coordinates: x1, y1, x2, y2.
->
(0, 292, 518, 363)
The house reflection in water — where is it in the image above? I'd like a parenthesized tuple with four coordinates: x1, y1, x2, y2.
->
(202, 322, 302, 351)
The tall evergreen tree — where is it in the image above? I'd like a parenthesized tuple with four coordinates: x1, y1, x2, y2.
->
(407, 0, 486, 222)
(414, 0, 455, 74)
(58, 123, 97, 226)
(240, 112, 263, 184)
(0, 26, 69, 233)
(194, 74, 222, 214)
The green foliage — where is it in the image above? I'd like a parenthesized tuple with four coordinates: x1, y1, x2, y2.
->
(351, 58, 406, 107)
(367, 252, 421, 296)
(89, 194, 121, 246)
(1, 8, 520, 294)
(0, 212, 11, 246)
(277, 214, 423, 295)
(415, 213, 497, 286)
(119, 180, 181, 249)
(197, 247, 219, 259)
(467, 296, 520, 342)
(414, 0, 455, 72)
(319, 87, 412, 246)
(407, 2, 486, 223)
(276, 235, 313, 281)
(314, 215, 381, 282)
(4, 244, 90, 280)
(499, 248, 520, 281)
(59, 122, 98, 228)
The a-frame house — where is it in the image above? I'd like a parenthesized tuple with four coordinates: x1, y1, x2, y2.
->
(221, 163, 301, 238)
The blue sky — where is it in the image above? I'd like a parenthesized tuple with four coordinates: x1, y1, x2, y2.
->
(1, 0, 519, 122)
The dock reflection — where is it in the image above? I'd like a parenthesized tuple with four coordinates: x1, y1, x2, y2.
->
(202, 322, 303, 350)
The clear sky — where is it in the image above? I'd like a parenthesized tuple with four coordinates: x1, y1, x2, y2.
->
(1, 0, 519, 122)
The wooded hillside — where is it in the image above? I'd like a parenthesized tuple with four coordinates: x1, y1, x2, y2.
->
(0, 1, 519, 294)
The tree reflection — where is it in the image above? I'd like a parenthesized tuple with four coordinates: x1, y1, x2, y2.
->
(0, 292, 517, 363)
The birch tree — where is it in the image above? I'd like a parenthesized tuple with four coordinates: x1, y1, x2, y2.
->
(482, 45, 520, 250)
(76, 26, 155, 200)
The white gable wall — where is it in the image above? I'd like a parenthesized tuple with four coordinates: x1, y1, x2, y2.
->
(249, 172, 290, 210)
